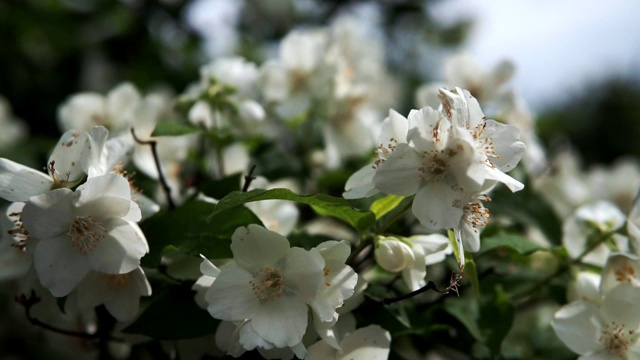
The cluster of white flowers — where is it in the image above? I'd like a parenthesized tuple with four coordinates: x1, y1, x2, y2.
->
(0, 125, 152, 322)
(191, 224, 387, 359)
(344, 87, 526, 267)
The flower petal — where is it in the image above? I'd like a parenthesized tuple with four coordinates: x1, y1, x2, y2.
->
(48, 129, 88, 185)
(21, 188, 74, 238)
(412, 180, 465, 230)
(551, 301, 602, 356)
(249, 295, 308, 348)
(34, 235, 90, 297)
(0, 158, 52, 202)
(373, 143, 422, 196)
(86, 218, 148, 274)
(343, 164, 379, 199)
(231, 224, 290, 272)
(206, 265, 260, 321)
(339, 325, 391, 360)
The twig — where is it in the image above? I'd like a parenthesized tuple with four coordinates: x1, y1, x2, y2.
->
(381, 273, 462, 305)
(15, 291, 124, 342)
(241, 165, 257, 192)
(131, 127, 176, 209)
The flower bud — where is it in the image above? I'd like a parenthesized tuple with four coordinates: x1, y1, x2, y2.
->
(375, 238, 415, 272)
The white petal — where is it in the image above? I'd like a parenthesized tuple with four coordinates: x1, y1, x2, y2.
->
(76, 173, 133, 206)
(0, 158, 52, 202)
(249, 296, 308, 348)
(199, 254, 221, 278)
(306, 340, 338, 360)
(283, 247, 325, 302)
(86, 218, 148, 274)
(406, 107, 447, 153)
(343, 165, 379, 199)
(34, 235, 90, 297)
(485, 166, 524, 192)
(373, 143, 422, 196)
(206, 265, 260, 321)
(338, 325, 391, 360)
(310, 261, 358, 322)
(551, 301, 602, 356)
(482, 120, 526, 172)
(231, 225, 290, 272)
(82, 125, 109, 178)
(21, 188, 74, 238)
(315, 240, 351, 264)
(412, 181, 465, 230)
(600, 284, 640, 328)
(57, 93, 106, 131)
(49, 130, 88, 185)
(378, 109, 408, 145)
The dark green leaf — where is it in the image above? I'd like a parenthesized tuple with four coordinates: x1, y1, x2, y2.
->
(151, 121, 203, 137)
(140, 200, 262, 267)
(480, 233, 543, 256)
(444, 297, 483, 342)
(479, 286, 515, 356)
(214, 189, 375, 233)
(199, 173, 242, 200)
(122, 284, 218, 340)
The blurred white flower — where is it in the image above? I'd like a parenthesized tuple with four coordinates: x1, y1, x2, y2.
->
(552, 283, 640, 359)
(21, 173, 148, 297)
(562, 201, 628, 267)
(0, 96, 28, 152)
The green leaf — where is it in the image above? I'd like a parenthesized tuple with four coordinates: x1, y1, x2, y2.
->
(122, 284, 218, 340)
(151, 121, 203, 137)
(140, 200, 262, 267)
(370, 195, 405, 220)
(480, 233, 543, 255)
(464, 253, 481, 297)
(447, 229, 462, 267)
(478, 286, 515, 356)
(214, 189, 375, 233)
(444, 296, 483, 342)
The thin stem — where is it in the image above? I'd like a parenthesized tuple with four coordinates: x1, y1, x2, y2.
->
(131, 127, 176, 209)
(381, 273, 462, 305)
(15, 291, 124, 342)
(242, 165, 257, 192)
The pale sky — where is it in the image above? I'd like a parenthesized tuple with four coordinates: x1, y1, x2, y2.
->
(431, 0, 640, 109)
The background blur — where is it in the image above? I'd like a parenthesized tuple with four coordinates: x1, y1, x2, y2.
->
(1, 0, 639, 166)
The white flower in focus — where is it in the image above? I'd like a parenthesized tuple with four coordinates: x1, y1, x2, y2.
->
(69, 267, 151, 321)
(205, 224, 326, 349)
(21, 173, 148, 297)
(306, 324, 391, 360)
(562, 201, 628, 267)
(552, 284, 640, 359)
(192, 255, 221, 309)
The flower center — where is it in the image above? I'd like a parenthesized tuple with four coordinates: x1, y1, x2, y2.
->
(463, 195, 491, 232)
(374, 137, 399, 168)
(600, 321, 638, 357)
(103, 273, 129, 291)
(250, 267, 285, 302)
(614, 263, 637, 284)
(68, 215, 107, 254)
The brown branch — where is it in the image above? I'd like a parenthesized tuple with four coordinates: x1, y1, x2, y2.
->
(241, 165, 257, 192)
(381, 272, 462, 305)
(15, 291, 123, 342)
(131, 127, 176, 209)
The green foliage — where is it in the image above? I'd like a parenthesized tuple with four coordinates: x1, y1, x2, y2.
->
(213, 189, 376, 233)
(123, 283, 219, 340)
(140, 199, 262, 267)
(151, 121, 203, 137)
(480, 233, 544, 256)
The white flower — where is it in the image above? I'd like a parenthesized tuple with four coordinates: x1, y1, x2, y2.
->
(306, 324, 391, 360)
(601, 253, 640, 293)
(21, 173, 148, 297)
(567, 271, 602, 304)
(68, 266, 151, 321)
(0, 202, 31, 281)
(552, 283, 640, 359)
(0, 96, 27, 152)
(204, 224, 326, 349)
(562, 201, 628, 266)
(245, 177, 300, 236)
